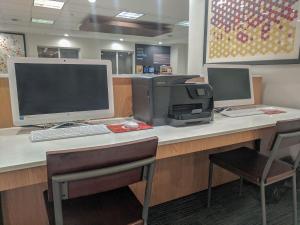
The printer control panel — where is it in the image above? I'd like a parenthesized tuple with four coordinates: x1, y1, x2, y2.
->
(196, 88, 206, 96)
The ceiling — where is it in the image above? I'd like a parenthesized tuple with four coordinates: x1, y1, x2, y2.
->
(0, 0, 189, 44)
(79, 15, 173, 37)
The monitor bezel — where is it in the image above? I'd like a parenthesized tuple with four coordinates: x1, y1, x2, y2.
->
(204, 64, 254, 108)
(8, 57, 114, 126)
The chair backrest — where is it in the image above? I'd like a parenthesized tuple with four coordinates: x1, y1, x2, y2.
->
(265, 119, 300, 152)
(46, 137, 158, 201)
(262, 119, 300, 181)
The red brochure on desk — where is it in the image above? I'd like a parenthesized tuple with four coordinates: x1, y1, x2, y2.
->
(107, 122, 153, 133)
(259, 108, 286, 115)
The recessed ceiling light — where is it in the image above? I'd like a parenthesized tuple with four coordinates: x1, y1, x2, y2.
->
(176, 20, 189, 27)
(120, 38, 124, 41)
(34, 0, 65, 9)
(88, 0, 96, 3)
(116, 11, 144, 20)
(158, 42, 163, 45)
(32, 18, 54, 24)
(64, 33, 69, 37)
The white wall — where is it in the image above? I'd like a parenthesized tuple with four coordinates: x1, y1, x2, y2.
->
(253, 65, 300, 108)
(188, 0, 206, 75)
(25, 33, 135, 59)
(171, 44, 188, 74)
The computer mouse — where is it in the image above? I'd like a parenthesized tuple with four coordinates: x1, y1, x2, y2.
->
(123, 121, 139, 129)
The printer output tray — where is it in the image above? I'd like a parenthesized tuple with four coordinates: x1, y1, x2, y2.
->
(168, 112, 213, 127)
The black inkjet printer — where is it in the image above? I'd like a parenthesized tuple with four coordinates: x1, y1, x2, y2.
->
(131, 75, 214, 126)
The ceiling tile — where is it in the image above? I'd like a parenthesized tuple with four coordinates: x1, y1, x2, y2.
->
(0, 0, 189, 43)
(32, 6, 62, 17)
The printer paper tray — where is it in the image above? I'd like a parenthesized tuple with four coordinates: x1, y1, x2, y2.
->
(168, 112, 212, 120)
(167, 112, 213, 127)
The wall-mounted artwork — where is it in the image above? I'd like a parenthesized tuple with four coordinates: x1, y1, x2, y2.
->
(204, 0, 300, 64)
(0, 32, 26, 74)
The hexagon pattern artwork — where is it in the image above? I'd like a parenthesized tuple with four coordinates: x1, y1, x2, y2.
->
(207, 0, 299, 62)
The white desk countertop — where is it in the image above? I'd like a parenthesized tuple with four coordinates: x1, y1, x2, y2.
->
(1, 106, 300, 173)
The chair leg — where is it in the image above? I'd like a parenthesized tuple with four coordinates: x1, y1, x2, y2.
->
(239, 177, 243, 196)
(142, 163, 155, 225)
(260, 182, 267, 225)
(207, 161, 214, 208)
(292, 174, 297, 225)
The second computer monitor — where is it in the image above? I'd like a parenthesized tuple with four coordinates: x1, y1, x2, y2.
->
(205, 65, 254, 108)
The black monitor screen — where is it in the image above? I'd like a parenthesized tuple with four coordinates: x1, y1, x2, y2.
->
(207, 68, 251, 101)
(15, 63, 109, 116)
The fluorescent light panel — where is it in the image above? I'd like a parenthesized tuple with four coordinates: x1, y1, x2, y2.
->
(116, 11, 144, 19)
(32, 18, 54, 24)
(177, 20, 189, 27)
(34, 0, 65, 9)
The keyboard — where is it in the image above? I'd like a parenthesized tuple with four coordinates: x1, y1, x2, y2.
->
(30, 124, 111, 142)
(221, 108, 264, 117)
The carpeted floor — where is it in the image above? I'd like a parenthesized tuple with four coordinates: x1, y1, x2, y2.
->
(149, 178, 299, 225)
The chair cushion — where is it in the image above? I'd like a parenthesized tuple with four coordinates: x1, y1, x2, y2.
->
(209, 147, 294, 184)
(44, 187, 143, 225)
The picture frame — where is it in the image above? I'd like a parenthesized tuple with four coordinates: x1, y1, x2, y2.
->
(203, 0, 300, 65)
(0, 32, 26, 74)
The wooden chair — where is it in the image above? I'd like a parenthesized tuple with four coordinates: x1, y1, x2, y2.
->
(44, 137, 158, 225)
(207, 119, 300, 225)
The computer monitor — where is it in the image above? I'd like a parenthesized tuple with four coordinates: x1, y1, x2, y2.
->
(8, 57, 114, 126)
(148, 67, 155, 74)
(143, 66, 149, 74)
(205, 64, 254, 108)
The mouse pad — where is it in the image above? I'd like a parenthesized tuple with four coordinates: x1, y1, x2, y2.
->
(259, 108, 286, 115)
(107, 122, 153, 133)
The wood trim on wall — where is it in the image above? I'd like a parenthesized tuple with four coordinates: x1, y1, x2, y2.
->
(0, 79, 13, 128)
(113, 78, 133, 118)
(253, 76, 263, 105)
(0, 76, 263, 129)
